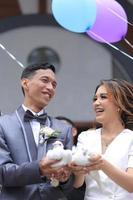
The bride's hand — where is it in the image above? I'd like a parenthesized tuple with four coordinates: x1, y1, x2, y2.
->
(87, 154, 104, 171)
(69, 162, 91, 175)
(68, 154, 104, 176)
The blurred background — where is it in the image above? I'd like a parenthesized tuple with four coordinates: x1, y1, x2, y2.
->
(0, 0, 132, 131)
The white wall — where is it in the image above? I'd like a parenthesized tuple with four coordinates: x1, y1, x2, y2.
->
(0, 26, 112, 120)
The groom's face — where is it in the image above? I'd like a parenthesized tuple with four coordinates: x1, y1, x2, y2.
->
(21, 69, 57, 110)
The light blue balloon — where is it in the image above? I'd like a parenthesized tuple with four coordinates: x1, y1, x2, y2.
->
(52, 0, 96, 33)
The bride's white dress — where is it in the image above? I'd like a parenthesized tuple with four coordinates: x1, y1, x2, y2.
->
(77, 128, 133, 200)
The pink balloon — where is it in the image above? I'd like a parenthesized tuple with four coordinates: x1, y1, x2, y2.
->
(86, 0, 128, 43)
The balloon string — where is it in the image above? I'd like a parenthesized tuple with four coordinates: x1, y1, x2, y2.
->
(97, 0, 133, 26)
(0, 43, 25, 68)
(124, 38, 133, 48)
(89, 31, 133, 61)
(108, 7, 133, 26)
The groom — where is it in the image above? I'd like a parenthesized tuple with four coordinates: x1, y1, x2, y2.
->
(0, 63, 73, 200)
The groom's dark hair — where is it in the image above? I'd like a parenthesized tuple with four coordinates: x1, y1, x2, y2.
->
(21, 63, 55, 79)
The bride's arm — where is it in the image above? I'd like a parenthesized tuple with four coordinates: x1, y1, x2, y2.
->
(73, 173, 85, 188)
(101, 159, 133, 193)
(69, 163, 87, 188)
(88, 155, 133, 193)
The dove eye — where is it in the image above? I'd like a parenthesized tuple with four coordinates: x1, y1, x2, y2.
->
(83, 151, 87, 156)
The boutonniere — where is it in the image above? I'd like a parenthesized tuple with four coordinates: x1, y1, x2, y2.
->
(39, 126, 61, 144)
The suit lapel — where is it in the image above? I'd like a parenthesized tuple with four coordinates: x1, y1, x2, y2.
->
(16, 106, 37, 161)
(37, 139, 47, 160)
(37, 116, 52, 160)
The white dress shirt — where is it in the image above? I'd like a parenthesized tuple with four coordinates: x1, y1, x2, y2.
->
(22, 104, 44, 146)
(77, 128, 133, 200)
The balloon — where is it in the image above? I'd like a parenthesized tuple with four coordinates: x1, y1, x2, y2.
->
(86, 0, 128, 43)
(52, 0, 96, 33)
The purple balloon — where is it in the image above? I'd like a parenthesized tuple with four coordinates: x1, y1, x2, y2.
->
(86, 0, 128, 43)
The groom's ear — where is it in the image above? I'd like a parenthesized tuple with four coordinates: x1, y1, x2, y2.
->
(21, 78, 29, 93)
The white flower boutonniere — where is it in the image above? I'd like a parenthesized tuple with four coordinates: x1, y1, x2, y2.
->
(50, 178, 60, 187)
(39, 126, 61, 144)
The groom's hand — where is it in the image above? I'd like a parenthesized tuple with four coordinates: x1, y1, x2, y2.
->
(52, 166, 71, 183)
(39, 156, 61, 178)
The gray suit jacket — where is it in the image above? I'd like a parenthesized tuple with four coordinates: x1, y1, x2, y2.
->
(0, 106, 73, 200)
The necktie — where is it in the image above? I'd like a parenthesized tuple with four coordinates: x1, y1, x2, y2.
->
(24, 110, 47, 125)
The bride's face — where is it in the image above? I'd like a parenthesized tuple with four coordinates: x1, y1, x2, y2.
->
(93, 85, 119, 125)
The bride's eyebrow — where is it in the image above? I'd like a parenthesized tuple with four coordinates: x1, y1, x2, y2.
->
(95, 93, 108, 97)
(100, 93, 108, 95)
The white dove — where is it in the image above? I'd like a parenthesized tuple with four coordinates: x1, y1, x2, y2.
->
(72, 146, 94, 165)
(46, 141, 72, 168)
(72, 146, 102, 189)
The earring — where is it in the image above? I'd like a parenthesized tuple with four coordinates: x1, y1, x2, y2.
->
(117, 108, 120, 112)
